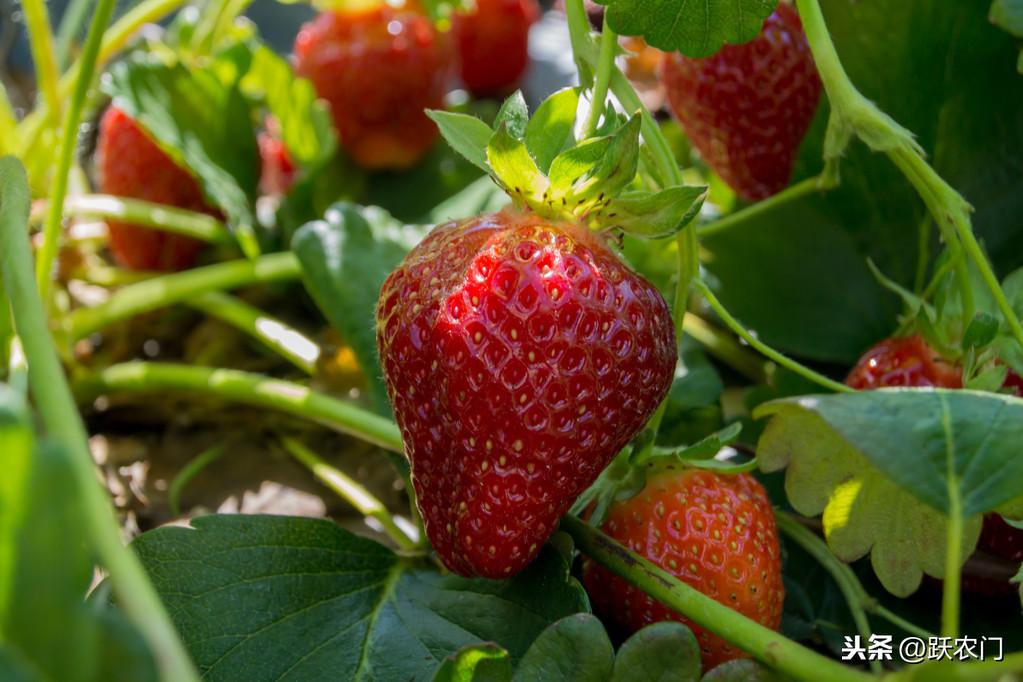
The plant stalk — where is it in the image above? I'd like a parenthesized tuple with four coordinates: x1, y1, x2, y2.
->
(697, 175, 831, 239)
(67, 252, 302, 340)
(581, 16, 617, 138)
(0, 157, 200, 682)
(35, 0, 118, 306)
(20, 0, 62, 129)
(281, 437, 417, 551)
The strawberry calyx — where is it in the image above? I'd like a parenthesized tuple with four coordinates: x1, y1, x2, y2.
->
(428, 88, 706, 239)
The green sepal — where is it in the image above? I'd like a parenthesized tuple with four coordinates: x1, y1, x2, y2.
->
(426, 110, 493, 174)
(525, 88, 581, 174)
(487, 123, 550, 209)
(495, 91, 529, 140)
(600, 186, 706, 239)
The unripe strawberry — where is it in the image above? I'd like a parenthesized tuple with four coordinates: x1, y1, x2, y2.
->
(660, 4, 821, 201)
(377, 209, 676, 578)
(97, 106, 213, 271)
(583, 467, 784, 670)
(294, 4, 452, 170)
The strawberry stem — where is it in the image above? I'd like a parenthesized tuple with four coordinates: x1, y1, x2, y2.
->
(66, 252, 302, 340)
(561, 514, 875, 682)
(73, 361, 405, 452)
(796, 0, 1023, 351)
(693, 278, 853, 394)
(0, 157, 201, 682)
(35, 0, 119, 308)
(581, 18, 618, 138)
(187, 291, 321, 376)
(281, 436, 419, 552)
(697, 175, 834, 240)
(20, 0, 62, 131)
(167, 443, 226, 517)
(31, 195, 234, 246)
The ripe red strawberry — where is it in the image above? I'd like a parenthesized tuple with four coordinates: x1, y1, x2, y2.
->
(376, 209, 676, 578)
(294, 4, 451, 170)
(961, 514, 1023, 597)
(97, 106, 213, 271)
(844, 335, 963, 389)
(453, 0, 539, 97)
(582, 466, 784, 671)
(660, 4, 821, 201)
(258, 118, 295, 196)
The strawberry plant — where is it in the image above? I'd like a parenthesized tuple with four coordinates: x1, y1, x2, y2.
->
(2, 0, 1023, 680)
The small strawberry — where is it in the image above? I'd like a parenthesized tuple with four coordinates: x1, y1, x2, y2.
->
(453, 0, 539, 98)
(660, 4, 821, 201)
(377, 209, 676, 578)
(294, 4, 452, 170)
(258, 118, 296, 196)
(582, 466, 784, 671)
(97, 106, 214, 271)
(844, 334, 962, 389)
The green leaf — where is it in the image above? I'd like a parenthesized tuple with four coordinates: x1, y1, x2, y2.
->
(132, 514, 589, 681)
(241, 45, 336, 170)
(603, 186, 706, 239)
(292, 203, 429, 414)
(433, 644, 512, 682)
(701, 659, 780, 682)
(524, 88, 581, 174)
(104, 53, 261, 258)
(611, 622, 701, 682)
(597, 0, 778, 58)
(428, 110, 494, 174)
(755, 395, 987, 596)
(645, 422, 741, 463)
(487, 124, 550, 206)
(1, 436, 157, 682)
(962, 312, 1000, 349)
(512, 615, 613, 682)
(495, 91, 529, 140)
(759, 389, 1023, 516)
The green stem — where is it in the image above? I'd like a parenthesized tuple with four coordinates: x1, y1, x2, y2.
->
(0, 275, 11, 380)
(0, 157, 199, 682)
(281, 437, 417, 552)
(942, 461, 963, 637)
(693, 279, 852, 393)
(55, 0, 96, 69)
(17, 0, 188, 158)
(561, 515, 873, 682)
(682, 314, 769, 384)
(777, 514, 936, 646)
(168, 444, 225, 516)
(35, 0, 118, 307)
(0, 84, 19, 155)
(66, 252, 301, 340)
(188, 291, 320, 375)
(697, 175, 832, 239)
(797, 0, 1023, 350)
(32, 195, 233, 245)
(21, 0, 62, 129)
(73, 361, 405, 453)
(581, 17, 617, 138)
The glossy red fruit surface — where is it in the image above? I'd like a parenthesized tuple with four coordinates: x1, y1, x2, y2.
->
(660, 4, 821, 201)
(583, 467, 784, 670)
(97, 106, 212, 271)
(294, 5, 451, 170)
(844, 335, 963, 389)
(453, 0, 539, 97)
(961, 514, 1023, 597)
(376, 209, 676, 578)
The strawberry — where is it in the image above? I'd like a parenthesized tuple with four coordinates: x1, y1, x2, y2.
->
(453, 0, 539, 98)
(844, 334, 962, 389)
(258, 118, 295, 196)
(376, 208, 676, 578)
(961, 513, 1023, 598)
(97, 106, 213, 271)
(582, 466, 784, 670)
(660, 4, 821, 201)
(294, 4, 452, 170)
